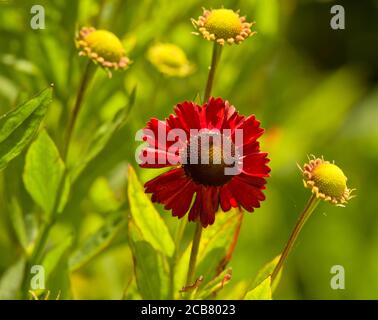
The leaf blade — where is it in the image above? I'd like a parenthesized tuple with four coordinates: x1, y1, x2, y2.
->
(244, 276, 272, 300)
(128, 220, 169, 300)
(0, 87, 52, 171)
(68, 212, 127, 272)
(23, 129, 70, 218)
(127, 166, 174, 257)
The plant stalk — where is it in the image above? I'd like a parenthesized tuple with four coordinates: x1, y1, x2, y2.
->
(203, 42, 223, 102)
(271, 194, 320, 284)
(63, 61, 95, 160)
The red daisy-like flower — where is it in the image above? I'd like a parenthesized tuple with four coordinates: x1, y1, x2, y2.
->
(139, 97, 270, 227)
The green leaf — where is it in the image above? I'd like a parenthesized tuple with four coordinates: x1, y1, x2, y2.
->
(250, 255, 282, 293)
(70, 86, 136, 182)
(0, 258, 26, 299)
(23, 129, 70, 218)
(8, 197, 28, 251)
(43, 235, 73, 282)
(244, 276, 272, 300)
(197, 210, 243, 280)
(69, 212, 127, 272)
(175, 210, 242, 294)
(128, 220, 169, 300)
(194, 268, 232, 299)
(0, 87, 52, 171)
(192, 92, 202, 105)
(127, 166, 174, 257)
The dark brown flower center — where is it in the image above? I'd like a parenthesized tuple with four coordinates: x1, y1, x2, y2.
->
(183, 132, 236, 186)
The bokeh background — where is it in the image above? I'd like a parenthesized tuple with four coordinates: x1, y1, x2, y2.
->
(0, 0, 377, 299)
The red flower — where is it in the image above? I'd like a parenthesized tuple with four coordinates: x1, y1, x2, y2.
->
(139, 97, 270, 227)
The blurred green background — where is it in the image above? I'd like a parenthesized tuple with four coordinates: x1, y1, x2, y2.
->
(0, 0, 377, 299)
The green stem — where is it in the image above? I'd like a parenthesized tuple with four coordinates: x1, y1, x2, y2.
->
(203, 42, 223, 102)
(271, 194, 320, 284)
(63, 61, 96, 160)
(21, 168, 68, 299)
(20, 219, 53, 299)
(185, 222, 203, 287)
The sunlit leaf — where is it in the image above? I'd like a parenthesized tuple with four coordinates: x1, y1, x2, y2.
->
(197, 211, 243, 278)
(23, 129, 70, 218)
(128, 220, 169, 299)
(69, 212, 127, 272)
(8, 197, 28, 251)
(250, 254, 281, 291)
(174, 210, 242, 295)
(244, 276, 272, 300)
(43, 235, 73, 282)
(70, 86, 136, 182)
(0, 87, 52, 171)
(194, 268, 232, 299)
(0, 258, 25, 299)
(127, 165, 175, 257)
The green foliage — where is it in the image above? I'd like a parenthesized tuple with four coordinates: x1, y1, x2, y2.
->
(70, 86, 136, 182)
(194, 268, 232, 299)
(128, 220, 170, 299)
(43, 235, 73, 283)
(8, 197, 28, 252)
(174, 210, 242, 298)
(250, 255, 281, 293)
(244, 276, 272, 300)
(23, 129, 70, 218)
(0, 258, 25, 300)
(0, 87, 51, 171)
(69, 212, 127, 271)
(0, 0, 376, 301)
(127, 165, 175, 257)
(176, 210, 242, 291)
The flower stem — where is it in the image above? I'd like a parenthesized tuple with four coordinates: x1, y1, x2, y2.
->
(185, 221, 203, 287)
(63, 61, 96, 160)
(203, 42, 223, 102)
(271, 194, 320, 284)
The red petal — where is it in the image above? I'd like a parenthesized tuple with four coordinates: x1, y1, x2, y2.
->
(173, 101, 205, 133)
(242, 140, 260, 156)
(151, 174, 190, 204)
(221, 101, 245, 131)
(229, 178, 266, 211)
(188, 188, 202, 222)
(236, 173, 267, 188)
(200, 186, 218, 227)
(204, 97, 226, 129)
(144, 119, 172, 151)
(163, 180, 197, 218)
(241, 152, 270, 177)
(144, 168, 186, 193)
(220, 185, 238, 212)
(139, 148, 179, 168)
(232, 115, 264, 145)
